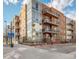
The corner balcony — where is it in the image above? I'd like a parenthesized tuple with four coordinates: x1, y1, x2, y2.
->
(42, 9, 58, 18)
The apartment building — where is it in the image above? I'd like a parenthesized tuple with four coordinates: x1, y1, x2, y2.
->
(19, 4, 27, 43)
(26, 0, 43, 43)
(41, 4, 66, 43)
(3, 24, 9, 45)
(66, 17, 76, 43)
(18, 0, 66, 44)
(12, 0, 75, 44)
(12, 5, 27, 44)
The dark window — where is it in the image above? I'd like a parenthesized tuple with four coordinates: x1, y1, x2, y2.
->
(36, 19, 39, 23)
(34, 19, 39, 23)
(33, 19, 39, 23)
(36, 32, 38, 36)
(36, 2, 38, 10)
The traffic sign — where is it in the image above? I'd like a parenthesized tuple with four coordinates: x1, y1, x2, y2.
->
(8, 32, 14, 38)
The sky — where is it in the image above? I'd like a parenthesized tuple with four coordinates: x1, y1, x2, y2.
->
(3, 0, 76, 24)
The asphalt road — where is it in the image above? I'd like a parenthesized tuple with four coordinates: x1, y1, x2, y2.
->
(3, 43, 76, 59)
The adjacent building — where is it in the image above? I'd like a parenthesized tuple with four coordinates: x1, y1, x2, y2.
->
(3, 22, 8, 45)
(12, 16, 20, 44)
(66, 17, 76, 43)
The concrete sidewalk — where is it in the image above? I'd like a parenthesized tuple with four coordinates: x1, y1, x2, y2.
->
(3, 44, 76, 59)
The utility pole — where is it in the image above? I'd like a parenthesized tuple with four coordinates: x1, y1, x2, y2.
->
(10, 22, 14, 47)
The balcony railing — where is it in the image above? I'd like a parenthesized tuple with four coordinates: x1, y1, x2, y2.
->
(43, 28, 59, 34)
(52, 30, 59, 34)
(15, 19, 20, 23)
(52, 22, 59, 26)
(42, 9, 59, 18)
(43, 19, 58, 26)
(43, 19, 52, 25)
(67, 27, 73, 31)
(43, 29, 52, 34)
(67, 21, 74, 25)
(16, 32, 20, 36)
(15, 29, 19, 32)
(67, 34, 73, 36)
(15, 26, 19, 29)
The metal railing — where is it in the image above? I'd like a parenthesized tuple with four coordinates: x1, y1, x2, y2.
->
(43, 28, 59, 34)
(42, 9, 59, 17)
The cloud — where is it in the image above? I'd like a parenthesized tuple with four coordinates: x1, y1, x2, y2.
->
(47, 0, 75, 20)
(9, 0, 18, 4)
(4, 0, 9, 5)
(49, 0, 74, 11)
(4, 0, 19, 5)
(21, 0, 76, 20)
(66, 11, 76, 20)
(22, 0, 27, 5)
(66, 14, 76, 20)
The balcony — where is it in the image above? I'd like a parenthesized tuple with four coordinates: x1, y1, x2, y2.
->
(15, 16, 20, 22)
(67, 21, 74, 25)
(52, 22, 59, 26)
(67, 34, 73, 36)
(43, 19, 58, 26)
(15, 29, 19, 32)
(16, 32, 20, 36)
(42, 19, 52, 25)
(43, 29, 52, 34)
(15, 23, 19, 29)
(43, 29, 58, 34)
(15, 26, 20, 30)
(52, 30, 59, 34)
(15, 22, 19, 28)
(15, 19, 20, 23)
(67, 27, 73, 31)
(42, 9, 58, 18)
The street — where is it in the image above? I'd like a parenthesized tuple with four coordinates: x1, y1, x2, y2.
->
(3, 43, 76, 59)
